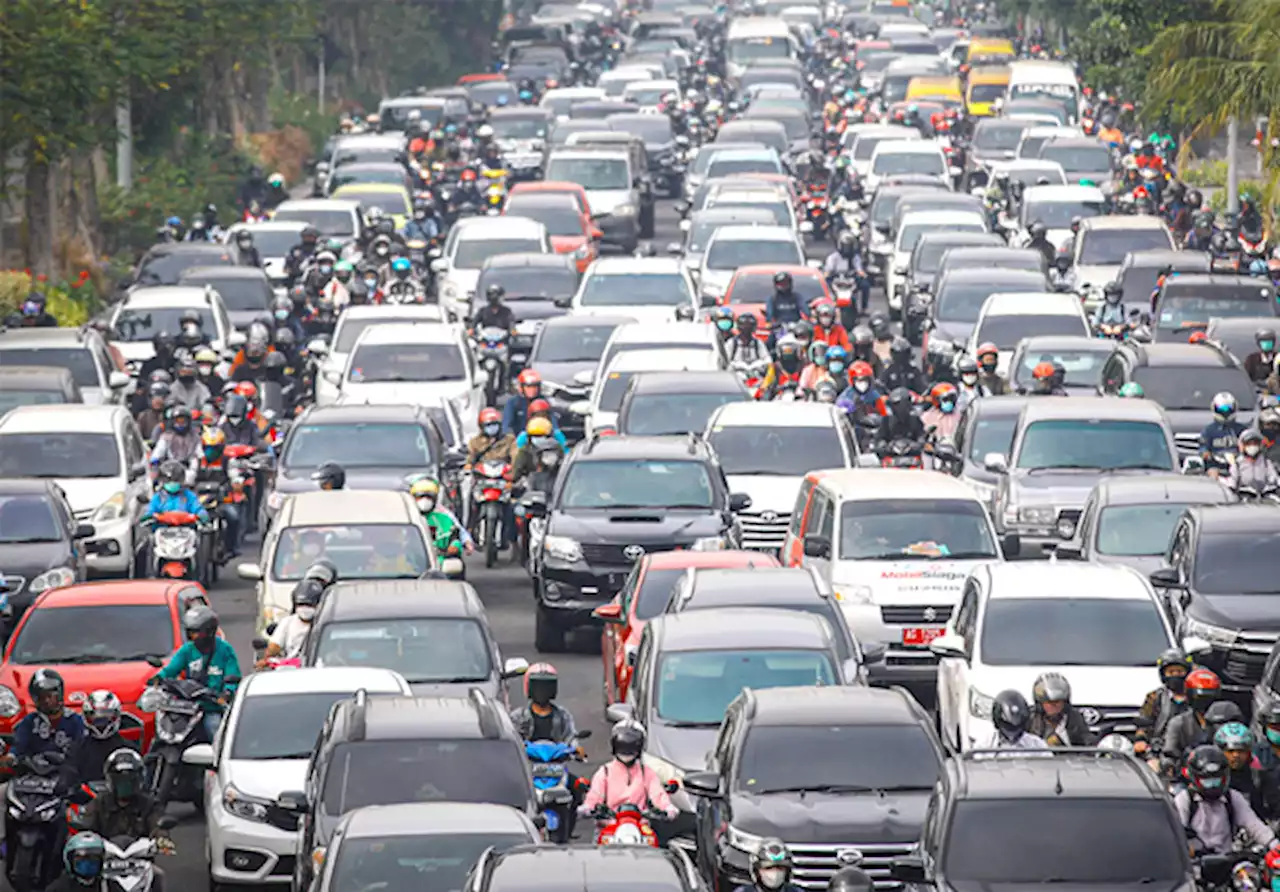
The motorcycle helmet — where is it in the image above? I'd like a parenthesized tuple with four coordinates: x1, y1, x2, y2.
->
(776, 338, 804, 376)
(1211, 391, 1238, 420)
(312, 461, 346, 491)
(29, 669, 65, 716)
(169, 404, 192, 436)
(391, 256, 412, 277)
(850, 360, 874, 392)
(1156, 646, 1193, 693)
(1260, 702, 1280, 747)
(814, 380, 839, 403)
(63, 833, 106, 886)
(1184, 744, 1230, 799)
(486, 284, 505, 305)
(1028, 221, 1048, 240)
(1032, 361, 1055, 391)
(159, 459, 185, 495)
(808, 341, 829, 366)
(104, 747, 147, 800)
(302, 558, 339, 589)
(751, 839, 794, 892)
(409, 477, 442, 515)
(736, 312, 759, 335)
(930, 381, 958, 413)
(851, 325, 874, 353)
(479, 406, 502, 438)
(1103, 281, 1123, 304)
(976, 341, 999, 374)
(517, 368, 542, 398)
(201, 426, 226, 463)
(887, 387, 913, 418)
(1215, 721, 1254, 754)
(790, 320, 814, 345)
(991, 688, 1032, 742)
(524, 662, 559, 707)
(264, 351, 288, 374)
(826, 345, 849, 377)
(773, 270, 793, 291)
(828, 866, 874, 892)
(813, 301, 837, 328)
(1097, 734, 1135, 755)
(223, 394, 249, 428)
(148, 381, 171, 404)
(837, 230, 857, 257)
(1204, 699, 1244, 740)
(1261, 407, 1280, 441)
(1258, 327, 1277, 354)
(184, 604, 220, 654)
(1242, 428, 1264, 458)
(868, 314, 891, 342)
(1118, 382, 1145, 398)
(528, 398, 552, 418)
(82, 690, 123, 741)
(889, 336, 911, 365)
(1184, 667, 1222, 714)
(610, 718, 646, 765)
(1032, 672, 1072, 708)
(711, 306, 734, 333)
(957, 356, 979, 387)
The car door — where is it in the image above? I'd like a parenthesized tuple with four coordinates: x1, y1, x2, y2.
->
(699, 710, 739, 879)
(121, 418, 151, 545)
(798, 489, 834, 579)
(783, 478, 816, 566)
(608, 562, 643, 698)
(938, 579, 979, 750)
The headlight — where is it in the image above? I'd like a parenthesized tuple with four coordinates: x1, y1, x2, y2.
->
(154, 528, 197, 559)
(92, 492, 126, 524)
(644, 754, 685, 784)
(690, 536, 726, 551)
(223, 784, 270, 822)
(1018, 506, 1055, 525)
(1056, 517, 1077, 539)
(834, 585, 874, 605)
(613, 204, 637, 217)
(725, 824, 762, 853)
(543, 535, 583, 563)
(0, 685, 21, 718)
(138, 687, 165, 713)
(1184, 616, 1238, 647)
(28, 567, 76, 595)
(969, 687, 995, 720)
(35, 801, 60, 822)
(267, 491, 287, 512)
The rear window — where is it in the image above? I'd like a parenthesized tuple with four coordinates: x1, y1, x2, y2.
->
(137, 250, 235, 286)
(1157, 283, 1277, 329)
(0, 347, 99, 388)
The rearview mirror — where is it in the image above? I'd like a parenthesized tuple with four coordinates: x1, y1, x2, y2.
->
(573, 369, 595, 387)
(568, 400, 593, 417)
(729, 492, 752, 512)
(502, 657, 530, 679)
(1149, 567, 1184, 589)
(182, 743, 215, 768)
(803, 535, 830, 558)
(73, 523, 96, 540)
(592, 602, 625, 625)
(237, 563, 264, 581)
(276, 790, 309, 813)
(108, 370, 131, 390)
(682, 770, 723, 798)
(307, 338, 329, 356)
(861, 640, 887, 664)
(605, 703, 634, 723)
(666, 242, 683, 255)
(430, 258, 449, 273)
(983, 453, 1008, 473)
(441, 557, 465, 578)
(929, 633, 966, 660)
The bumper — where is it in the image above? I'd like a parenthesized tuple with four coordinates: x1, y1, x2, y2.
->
(593, 213, 639, 249)
(84, 516, 134, 574)
(537, 561, 626, 626)
(207, 798, 298, 885)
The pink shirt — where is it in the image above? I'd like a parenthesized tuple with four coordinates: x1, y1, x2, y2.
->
(581, 760, 675, 815)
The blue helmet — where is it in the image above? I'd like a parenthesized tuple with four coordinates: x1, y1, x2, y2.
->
(711, 306, 733, 330)
(496, 94, 510, 106)
(391, 257, 412, 274)
(825, 345, 849, 368)
(166, 215, 182, 227)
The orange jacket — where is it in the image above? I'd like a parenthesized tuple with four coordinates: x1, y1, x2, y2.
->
(813, 324, 851, 353)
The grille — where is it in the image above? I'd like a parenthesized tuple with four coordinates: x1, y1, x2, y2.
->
(579, 543, 679, 565)
(790, 841, 916, 890)
(1224, 631, 1279, 685)
(1175, 433, 1200, 454)
(1077, 705, 1141, 734)
(738, 512, 790, 550)
(881, 606, 953, 626)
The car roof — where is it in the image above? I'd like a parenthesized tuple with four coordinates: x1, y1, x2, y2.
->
(952, 751, 1162, 800)
(573, 433, 713, 461)
(332, 182, 409, 195)
(0, 366, 75, 386)
(456, 216, 548, 238)
(1022, 184, 1106, 202)
(342, 802, 537, 839)
(1092, 474, 1233, 507)
(0, 404, 121, 434)
(1124, 249, 1211, 270)
(690, 207, 777, 224)
(36, 580, 179, 608)
(650, 607, 834, 650)
(274, 198, 361, 213)
(588, 256, 684, 274)
(1129, 343, 1236, 368)
(180, 266, 271, 281)
(1160, 273, 1267, 288)
(297, 403, 428, 425)
(353, 695, 494, 740)
(1015, 335, 1112, 353)
(0, 478, 59, 496)
(980, 292, 1078, 316)
(142, 242, 231, 258)
(1192, 503, 1280, 535)
(227, 220, 308, 235)
(873, 140, 943, 154)
(1042, 136, 1109, 151)
(120, 286, 211, 308)
(901, 209, 985, 225)
(281, 490, 415, 525)
(939, 268, 1046, 286)
(543, 313, 635, 330)
(1079, 215, 1171, 232)
(682, 567, 821, 605)
(708, 401, 842, 428)
(548, 147, 630, 161)
(628, 370, 744, 395)
(488, 846, 685, 889)
(708, 225, 797, 241)
(982, 562, 1153, 601)
(241, 666, 410, 698)
(817, 468, 980, 501)
(482, 252, 577, 273)
(323, 579, 482, 621)
(747, 685, 922, 726)
(335, 304, 445, 325)
(916, 232, 1004, 250)
(1019, 395, 1167, 423)
(610, 321, 710, 343)
(353, 322, 461, 347)
(645, 549, 779, 570)
(605, 348, 717, 372)
(0, 328, 98, 349)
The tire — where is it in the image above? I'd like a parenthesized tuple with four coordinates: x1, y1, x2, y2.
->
(483, 505, 499, 569)
(484, 372, 499, 408)
(153, 757, 175, 811)
(10, 843, 36, 892)
(535, 602, 566, 653)
(639, 205, 656, 239)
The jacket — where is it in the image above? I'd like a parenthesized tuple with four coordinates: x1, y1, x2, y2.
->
(978, 372, 1007, 396)
(1091, 302, 1127, 327)
(220, 419, 264, 449)
(156, 639, 242, 713)
(812, 324, 851, 352)
(822, 252, 865, 278)
(1244, 351, 1274, 386)
(466, 433, 517, 468)
(728, 336, 768, 366)
(150, 430, 201, 467)
(144, 488, 209, 524)
(1227, 455, 1280, 493)
(581, 760, 675, 815)
(11, 711, 86, 760)
(1201, 419, 1247, 458)
(473, 304, 515, 332)
(1252, 742, 1280, 820)
(501, 395, 536, 436)
(1135, 686, 1189, 747)
(920, 407, 961, 442)
(1173, 787, 1275, 854)
(1027, 705, 1096, 748)
(1161, 710, 1213, 773)
(509, 703, 578, 742)
(62, 733, 138, 789)
(169, 378, 211, 410)
(514, 427, 567, 451)
(72, 789, 164, 840)
(882, 362, 926, 395)
(764, 290, 805, 327)
(873, 412, 925, 449)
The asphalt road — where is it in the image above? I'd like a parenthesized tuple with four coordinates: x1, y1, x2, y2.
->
(159, 193, 893, 889)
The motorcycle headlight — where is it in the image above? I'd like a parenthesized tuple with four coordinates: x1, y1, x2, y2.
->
(138, 687, 165, 713)
(1184, 616, 1238, 647)
(542, 535, 582, 563)
(969, 686, 995, 720)
(92, 491, 126, 524)
(35, 800, 60, 822)
(223, 784, 271, 823)
(28, 566, 76, 595)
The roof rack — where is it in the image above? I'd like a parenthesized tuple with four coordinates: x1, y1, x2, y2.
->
(470, 688, 501, 739)
(348, 688, 369, 742)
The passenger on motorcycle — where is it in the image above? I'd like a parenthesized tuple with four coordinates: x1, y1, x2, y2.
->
(514, 401, 567, 450)
(72, 749, 171, 859)
(734, 840, 803, 892)
(881, 337, 926, 394)
(1215, 722, 1262, 807)
(710, 307, 736, 346)
(850, 324, 885, 381)
(759, 335, 805, 399)
(149, 404, 200, 474)
(235, 228, 262, 268)
(1245, 328, 1278, 386)
(170, 356, 211, 409)
(135, 383, 169, 444)
(1174, 744, 1276, 854)
(1027, 672, 1096, 747)
(284, 226, 320, 285)
(1092, 281, 1128, 329)
(954, 356, 990, 408)
(1200, 392, 1247, 470)
(62, 691, 137, 789)
(983, 689, 1050, 750)
(872, 387, 925, 454)
(502, 370, 546, 436)
(579, 719, 677, 819)
(410, 477, 472, 556)
(47, 833, 108, 892)
(510, 663, 580, 744)
(153, 606, 241, 743)
(729, 313, 768, 365)
(312, 461, 345, 491)
(1227, 430, 1280, 495)
(811, 300, 851, 352)
(822, 232, 869, 315)
(385, 256, 425, 301)
(257, 563, 335, 667)
(920, 382, 961, 441)
(800, 343, 835, 392)
(1026, 221, 1056, 267)
(6, 670, 85, 763)
(1162, 668, 1224, 774)
(473, 284, 516, 333)
(1135, 647, 1193, 758)
(972, 342, 1004, 395)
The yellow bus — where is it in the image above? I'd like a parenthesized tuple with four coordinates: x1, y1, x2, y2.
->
(966, 66, 1011, 117)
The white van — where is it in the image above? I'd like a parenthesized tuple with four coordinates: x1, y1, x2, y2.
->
(725, 18, 797, 79)
(1006, 60, 1081, 124)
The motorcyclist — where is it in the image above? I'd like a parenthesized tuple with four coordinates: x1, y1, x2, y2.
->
(1227, 429, 1280, 495)
(513, 400, 567, 450)
(920, 382, 961, 442)
(1024, 361, 1067, 396)
(149, 408, 200, 478)
(954, 356, 990, 409)
(728, 312, 769, 366)
(1200, 392, 1247, 471)
(502, 369, 545, 436)
(219, 395, 266, 452)
(710, 306, 736, 345)
(264, 172, 288, 210)
(284, 226, 321, 285)
(868, 314, 894, 364)
(822, 232, 869, 316)
(237, 165, 268, 211)
(873, 387, 926, 454)
(1245, 327, 1278, 386)
(7, 670, 86, 762)
(510, 663, 579, 743)
(197, 428, 243, 558)
(61, 691, 137, 789)
(401, 199, 442, 242)
(468, 407, 519, 472)
(1215, 722, 1261, 807)
(4, 290, 58, 327)
(1252, 702, 1280, 820)
(1261, 407, 1280, 466)
(313, 461, 345, 491)
(234, 229, 263, 268)
(800, 342, 836, 393)
(153, 606, 241, 742)
(759, 335, 805, 399)
(1184, 210, 1218, 251)
(1135, 647, 1193, 759)
(579, 719, 677, 819)
(811, 300, 851, 352)
(384, 256, 425, 302)
(455, 167, 485, 208)
(850, 325, 885, 381)
(47, 834, 109, 892)
(138, 332, 176, 384)
(733, 840, 803, 892)
(764, 271, 808, 348)
(71, 748, 169, 851)
(1026, 221, 1056, 266)
(1092, 281, 1128, 329)
(135, 382, 170, 444)
(1174, 744, 1276, 854)
(256, 564, 333, 667)
(170, 355, 211, 409)
(983, 689, 1050, 749)
(1162, 668, 1224, 775)
(143, 460, 209, 539)
(230, 324, 273, 381)
(409, 477, 471, 559)
(974, 342, 1006, 395)
(881, 337, 926, 394)
(1027, 672, 1096, 747)
(194, 346, 226, 397)
(473, 284, 516, 333)
(837, 360, 886, 427)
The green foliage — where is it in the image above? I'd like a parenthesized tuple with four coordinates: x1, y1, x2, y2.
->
(0, 270, 100, 327)
(1182, 160, 1229, 187)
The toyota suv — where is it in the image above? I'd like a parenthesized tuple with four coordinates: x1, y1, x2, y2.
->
(527, 433, 749, 652)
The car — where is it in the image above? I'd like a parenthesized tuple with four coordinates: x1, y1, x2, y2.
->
(607, 113, 683, 196)
(271, 198, 364, 244)
(901, 232, 1005, 336)
(866, 140, 950, 195)
(577, 348, 721, 437)
(186, 667, 412, 888)
(526, 314, 635, 441)
(0, 404, 151, 577)
(683, 686, 942, 889)
(0, 328, 130, 406)
(541, 86, 606, 120)
(964, 118, 1035, 189)
(924, 268, 1051, 350)
(700, 147, 786, 184)
(862, 183, 951, 280)
(691, 185, 800, 232)
(336, 323, 483, 419)
(968, 291, 1090, 378)
(1205, 315, 1280, 366)
(669, 207, 777, 278)
(593, 550, 780, 704)
(621, 77, 681, 109)
(934, 245, 1048, 283)
(950, 394, 1033, 505)
(0, 366, 82, 412)
(1149, 273, 1278, 343)
(985, 158, 1067, 191)
(1014, 183, 1106, 250)
(544, 147, 653, 249)
(571, 256, 699, 324)
(466, 844, 704, 892)
(932, 562, 1196, 750)
(529, 433, 749, 651)
(0, 480, 95, 612)
(720, 264, 835, 331)
(0, 580, 212, 747)
(886, 210, 989, 314)
(177, 265, 276, 333)
(696, 225, 807, 305)
(716, 120, 791, 158)
(224, 221, 309, 293)
(316, 803, 542, 892)
(616, 370, 749, 437)
(473, 252, 580, 368)
(988, 397, 1179, 556)
(586, 320, 728, 395)
(1060, 474, 1234, 573)
(503, 194, 600, 273)
(1015, 124, 1079, 160)
(890, 749, 1192, 892)
(316, 134, 409, 195)
(322, 161, 414, 198)
(108, 285, 236, 364)
(125, 242, 241, 292)
(683, 142, 774, 202)
(1151, 504, 1280, 696)
(1067, 216, 1176, 312)
(281, 691, 540, 892)
(313, 304, 447, 406)
(489, 106, 553, 181)
(1114, 248, 1212, 311)
(267, 403, 448, 521)
(1036, 135, 1114, 186)
(848, 126, 923, 182)
(237, 489, 444, 635)
(890, 193, 988, 245)
(704, 402, 859, 553)
(300, 579, 529, 700)
(435, 216, 553, 318)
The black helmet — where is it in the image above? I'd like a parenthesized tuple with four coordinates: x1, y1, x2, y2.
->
(152, 331, 175, 354)
(992, 689, 1032, 741)
(301, 225, 320, 243)
(1156, 647, 1193, 691)
(610, 718, 646, 763)
(868, 314, 891, 340)
(148, 381, 171, 400)
(889, 336, 911, 364)
(158, 460, 185, 487)
(1029, 221, 1048, 240)
(957, 355, 979, 377)
(264, 351, 287, 371)
(1204, 699, 1244, 736)
(104, 747, 146, 800)
(486, 283, 505, 304)
(291, 577, 325, 610)
(224, 394, 248, 423)
(773, 271, 793, 290)
(184, 604, 219, 639)
(312, 461, 346, 490)
(1186, 188, 1203, 208)
(303, 559, 339, 588)
(828, 866, 874, 892)
(179, 308, 201, 327)
(887, 387, 913, 418)
(736, 312, 758, 333)
(1259, 701, 1280, 731)
(790, 320, 814, 343)
(1103, 281, 1123, 302)
(1185, 744, 1229, 799)
(1032, 672, 1071, 705)
(837, 230, 857, 255)
(29, 668, 65, 716)
(1257, 327, 1277, 349)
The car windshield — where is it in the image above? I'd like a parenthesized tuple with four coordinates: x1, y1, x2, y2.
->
(915, 240, 992, 276)
(625, 86, 672, 106)
(0, 388, 71, 413)
(1016, 420, 1173, 471)
(1079, 229, 1172, 265)
(114, 307, 216, 342)
(656, 649, 836, 724)
(559, 459, 715, 509)
(728, 37, 791, 63)
(707, 425, 845, 476)
(1023, 199, 1104, 229)
(454, 238, 544, 270)
(727, 273, 826, 305)
(706, 157, 781, 178)
(231, 691, 367, 760)
(322, 739, 529, 814)
(136, 250, 234, 285)
(899, 221, 985, 254)
(706, 198, 791, 226)
(478, 269, 578, 305)
(182, 276, 272, 313)
(1157, 289, 1276, 329)
(1012, 349, 1108, 389)
(336, 189, 409, 216)
(544, 157, 630, 190)
(976, 313, 1087, 350)
(271, 525, 429, 581)
(10, 605, 174, 665)
(623, 392, 745, 435)
(283, 423, 433, 470)
(0, 348, 99, 388)
(936, 282, 1024, 323)
(334, 316, 434, 353)
(944, 800, 1185, 884)
(1039, 144, 1111, 173)
(327, 168, 406, 192)
(706, 239, 802, 270)
(969, 82, 1006, 102)
(349, 343, 465, 383)
(314, 619, 493, 684)
(491, 117, 549, 139)
(974, 123, 1026, 151)
(737, 724, 940, 792)
(0, 433, 120, 479)
(689, 218, 766, 252)
(330, 833, 531, 892)
(966, 412, 1018, 462)
(533, 323, 617, 363)
(980, 597, 1171, 666)
(236, 228, 301, 258)
(840, 498, 997, 560)
(1131, 367, 1254, 410)
(1096, 504, 1197, 557)
(1017, 135, 1054, 158)
(873, 151, 946, 177)
(508, 204, 585, 238)
(612, 117, 673, 142)
(853, 135, 902, 161)
(271, 208, 355, 238)
(633, 567, 688, 620)
(580, 272, 693, 307)
(1193, 532, 1280, 594)
(0, 495, 61, 543)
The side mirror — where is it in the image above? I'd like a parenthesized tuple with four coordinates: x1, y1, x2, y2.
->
(805, 257, 822, 269)
(891, 856, 928, 884)
(592, 602, 626, 625)
(441, 557, 465, 578)
(276, 790, 309, 813)
(802, 535, 831, 559)
(128, 461, 148, 483)
(323, 370, 341, 385)
(145, 655, 165, 668)
(135, 487, 150, 503)
(73, 523, 96, 540)
(307, 338, 329, 356)
(929, 633, 967, 659)
(605, 702, 634, 723)
(573, 369, 595, 387)
(983, 452, 1008, 474)
(553, 296, 573, 309)
(502, 657, 530, 679)
(894, 266, 908, 276)
(523, 500, 548, 518)
(251, 636, 268, 651)
(1001, 532, 1021, 559)
(729, 492, 752, 512)
(443, 452, 467, 473)
(799, 220, 816, 235)
(666, 242, 683, 255)
(1182, 455, 1206, 476)
(861, 640, 887, 664)
(108, 370, 131, 390)
(315, 161, 330, 175)
(431, 258, 450, 273)
(1149, 567, 1184, 589)
(182, 743, 215, 768)
(568, 400, 593, 417)
(681, 770, 723, 798)
(237, 562, 264, 581)
(699, 293, 718, 308)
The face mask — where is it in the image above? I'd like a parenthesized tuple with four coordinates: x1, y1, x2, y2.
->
(319, 264, 333, 276)
(414, 212, 426, 221)
(182, 323, 199, 338)
(296, 606, 316, 622)
(758, 868, 787, 890)
(617, 752, 639, 766)
(71, 858, 100, 881)
(364, 277, 377, 290)
(483, 423, 500, 437)
(1246, 445, 1261, 457)
(1165, 673, 1186, 694)
(416, 497, 436, 514)
(829, 361, 846, 375)
(178, 371, 194, 381)
(228, 414, 244, 426)
(980, 359, 996, 373)
(716, 319, 733, 331)
(198, 363, 213, 376)
(274, 308, 289, 322)
(1263, 341, 1276, 352)
(1106, 293, 1120, 304)
(939, 400, 956, 414)
(961, 372, 978, 386)
(375, 246, 389, 257)
(541, 451, 560, 467)
(163, 481, 181, 494)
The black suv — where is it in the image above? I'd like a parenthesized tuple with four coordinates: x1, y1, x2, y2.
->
(1099, 340, 1255, 457)
(528, 433, 749, 652)
(891, 750, 1190, 892)
(1152, 504, 1280, 697)
(466, 844, 705, 892)
(279, 690, 545, 892)
(683, 686, 943, 890)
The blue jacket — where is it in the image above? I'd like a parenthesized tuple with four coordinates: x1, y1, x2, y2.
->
(764, 290, 806, 327)
(157, 639, 242, 713)
(401, 218, 441, 242)
(12, 711, 86, 760)
(1200, 419, 1246, 456)
(836, 385, 883, 416)
(502, 395, 558, 436)
(144, 488, 209, 524)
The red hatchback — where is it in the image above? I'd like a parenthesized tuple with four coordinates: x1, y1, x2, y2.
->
(720, 264, 834, 337)
(0, 581, 211, 750)
(592, 550, 779, 704)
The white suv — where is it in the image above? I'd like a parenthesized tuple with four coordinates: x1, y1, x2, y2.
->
(931, 561, 1207, 751)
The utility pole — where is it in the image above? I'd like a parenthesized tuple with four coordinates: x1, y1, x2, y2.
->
(317, 34, 326, 114)
(1226, 116, 1240, 215)
(116, 98, 133, 190)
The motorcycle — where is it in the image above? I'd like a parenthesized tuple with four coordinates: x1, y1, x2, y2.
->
(830, 273, 858, 330)
(140, 675, 233, 811)
(1195, 850, 1264, 892)
(590, 803, 663, 846)
(879, 438, 926, 468)
(476, 326, 511, 406)
(525, 729, 591, 843)
(472, 461, 511, 568)
(100, 825, 177, 892)
(146, 511, 208, 585)
(384, 278, 427, 304)
(5, 752, 69, 892)
(1234, 484, 1280, 504)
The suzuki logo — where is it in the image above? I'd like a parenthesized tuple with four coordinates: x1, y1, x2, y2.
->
(623, 545, 645, 561)
(923, 607, 937, 622)
(1079, 707, 1102, 727)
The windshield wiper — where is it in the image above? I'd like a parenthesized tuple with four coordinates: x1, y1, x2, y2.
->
(35, 655, 120, 664)
(661, 719, 721, 728)
(415, 676, 489, 684)
(116, 653, 170, 663)
(0, 538, 61, 544)
(757, 784, 910, 794)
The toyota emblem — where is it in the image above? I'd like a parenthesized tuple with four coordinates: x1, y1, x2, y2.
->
(623, 545, 646, 561)
(1079, 707, 1102, 727)
(761, 511, 778, 524)
(836, 849, 863, 866)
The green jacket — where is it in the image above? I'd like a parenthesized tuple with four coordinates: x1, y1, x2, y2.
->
(425, 510, 462, 555)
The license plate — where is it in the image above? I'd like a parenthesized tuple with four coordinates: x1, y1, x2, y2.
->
(903, 627, 944, 646)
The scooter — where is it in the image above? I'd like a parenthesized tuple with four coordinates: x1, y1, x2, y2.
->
(5, 751, 70, 892)
(525, 729, 591, 842)
(140, 675, 234, 811)
(146, 511, 208, 585)
(100, 820, 177, 892)
(476, 326, 511, 406)
(471, 461, 511, 569)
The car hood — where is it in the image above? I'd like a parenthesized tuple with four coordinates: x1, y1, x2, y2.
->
(508, 301, 565, 325)
(227, 759, 308, 801)
(1008, 469, 1114, 507)
(228, 309, 266, 332)
(648, 723, 717, 772)
(726, 475, 804, 513)
(584, 189, 634, 216)
(1093, 553, 1167, 576)
(729, 788, 928, 844)
(1074, 263, 1118, 293)
(930, 320, 975, 346)
(548, 510, 726, 545)
(445, 268, 482, 297)
(1188, 595, 1280, 632)
(274, 466, 423, 494)
(113, 341, 155, 363)
(700, 268, 735, 294)
(832, 558, 998, 605)
(579, 306, 682, 325)
(0, 540, 74, 578)
(0, 660, 162, 713)
(534, 361, 596, 391)
(38, 478, 125, 516)
(338, 380, 469, 406)
(972, 664, 1153, 708)
(971, 148, 1016, 165)
(409, 678, 500, 700)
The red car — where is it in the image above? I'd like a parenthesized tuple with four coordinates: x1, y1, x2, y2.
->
(720, 264, 834, 338)
(592, 550, 779, 704)
(0, 581, 211, 750)
(504, 192, 601, 272)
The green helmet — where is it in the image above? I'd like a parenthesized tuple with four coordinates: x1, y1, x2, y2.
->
(1119, 382, 1145, 398)
(834, 155, 850, 170)
(335, 259, 354, 273)
(64, 832, 106, 884)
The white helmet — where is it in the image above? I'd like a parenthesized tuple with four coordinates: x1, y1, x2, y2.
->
(82, 690, 123, 740)
(476, 124, 495, 140)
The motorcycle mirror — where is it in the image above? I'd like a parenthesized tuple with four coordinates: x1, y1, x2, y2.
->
(156, 815, 178, 831)
(575, 728, 593, 741)
(145, 655, 165, 668)
(251, 637, 268, 651)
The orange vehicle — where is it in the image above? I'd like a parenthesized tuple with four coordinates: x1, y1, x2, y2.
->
(592, 550, 779, 703)
(504, 191, 602, 272)
(721, 264, 833, 337)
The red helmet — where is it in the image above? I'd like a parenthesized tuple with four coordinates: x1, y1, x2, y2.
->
(1184, 667, 1221, 695)
(235, 381, 258, 401)
(976, 342, 999, 360)
(517, 369, 542, 390)
(529, 398, 551, 415)
(460, 168, 477, 182)
(930, 381, 958, 407)
(479, 407, 501, 426)
(850, 360, 874, 380)
(1189, 331, 1209, 344)
(1032, 362, 1055, 381)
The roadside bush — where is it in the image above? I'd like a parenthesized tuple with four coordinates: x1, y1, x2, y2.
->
(0, 269, 100, 327)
